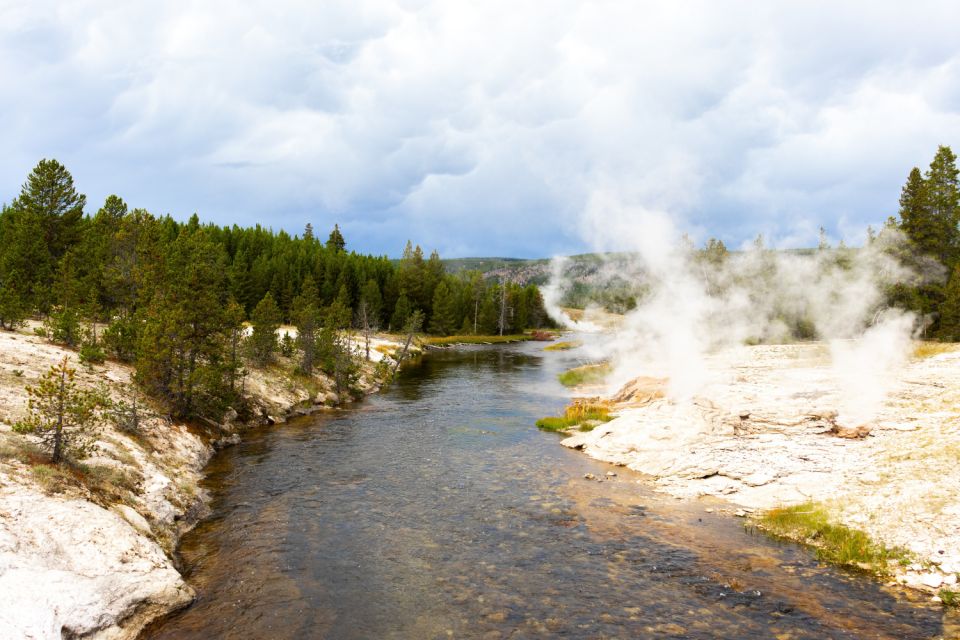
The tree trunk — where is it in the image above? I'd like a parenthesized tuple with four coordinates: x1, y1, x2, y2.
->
(52, 363, 66, 464)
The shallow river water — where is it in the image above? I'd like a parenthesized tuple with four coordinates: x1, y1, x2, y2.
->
(144, 342, 952, 639)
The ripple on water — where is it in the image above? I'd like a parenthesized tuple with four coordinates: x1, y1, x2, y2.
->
(145, 344, 947, 640)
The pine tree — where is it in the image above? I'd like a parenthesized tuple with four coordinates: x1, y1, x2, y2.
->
(925, 145, 960, 265)
(11, 159, 86, 261)
(428, 281, 456, 335)
(899, 167, 935, 257)
(135, 229, 230, 418)
(248, 292, 281, 365)
(326, 224, 346, 252)
(940, 263, 960, 341)
(390, 294, 412, 331)
(360, 279, 383, 326)
(293, 274, 322, 374)
(13, 357, 102, 464)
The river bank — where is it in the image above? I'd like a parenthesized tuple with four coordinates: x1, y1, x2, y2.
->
(0, 325, 414, 639)
(559, 341, 960, 599)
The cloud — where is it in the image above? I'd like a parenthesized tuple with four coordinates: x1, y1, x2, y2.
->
(2, 0, 960, 256)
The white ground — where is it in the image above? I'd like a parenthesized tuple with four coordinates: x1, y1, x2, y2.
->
(562, 343, 960, 592)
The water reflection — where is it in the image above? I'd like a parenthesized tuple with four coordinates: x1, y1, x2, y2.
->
(144, 343, 947, 639)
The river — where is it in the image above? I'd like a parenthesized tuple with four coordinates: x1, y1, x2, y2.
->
(144, 342, 949, 639)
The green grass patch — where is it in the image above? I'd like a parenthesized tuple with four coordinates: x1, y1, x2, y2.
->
(536, 401, 614, 433)
(543, 340, 583, 351)
(939, 588, 959, 607)
(421, 334, 531, 346)
(557, 362, 612, 387)
(751, 502, 912, 574)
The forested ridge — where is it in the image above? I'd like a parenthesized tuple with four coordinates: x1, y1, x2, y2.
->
(0, 159, 551, 420)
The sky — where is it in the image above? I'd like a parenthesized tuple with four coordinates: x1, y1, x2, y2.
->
(2, 1, 960, 258)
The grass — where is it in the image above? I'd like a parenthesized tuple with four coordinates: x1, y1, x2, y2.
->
(31, 464, 72, 493)
(912, 342, 959, 359)
(557, 362, 612, 387)
(543, 340, 583, 351)
(751, 502, 912, 574)
(940, 588, 959, 607)
(421, 334, 531, 346)
(536, 401, 614, 432)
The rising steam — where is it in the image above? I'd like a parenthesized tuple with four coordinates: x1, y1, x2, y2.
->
(549, 192, 928, 426)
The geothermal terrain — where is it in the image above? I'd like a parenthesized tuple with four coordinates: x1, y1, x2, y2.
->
(563, 341, 960, 593)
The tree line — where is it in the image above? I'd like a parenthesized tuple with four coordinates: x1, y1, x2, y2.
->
(0, 159, 552, 421)
(889, 145, 960, 340)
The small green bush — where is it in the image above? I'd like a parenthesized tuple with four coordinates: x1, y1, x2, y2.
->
(79, 343, 106, 364)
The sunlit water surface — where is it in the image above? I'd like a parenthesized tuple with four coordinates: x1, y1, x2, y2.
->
(144, 342, 953, 639)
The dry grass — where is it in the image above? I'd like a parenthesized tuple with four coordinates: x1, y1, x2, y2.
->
(913, 342, 960, 359)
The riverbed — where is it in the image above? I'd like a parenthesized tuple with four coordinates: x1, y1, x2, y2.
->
(143, 343, 951, 639)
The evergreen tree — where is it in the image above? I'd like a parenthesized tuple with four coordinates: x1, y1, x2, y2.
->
(428, 281, 456, 335)
(925, 145, 960, 265)
(13, 357, 102, 464)
(293, 274, 322, 374)
(326, 224, 346, 252)
(134, 229, 230, 418)
(390, 294, 412, 331)
(248, 292, 281, 365)
(899, 167, 935, 257)
(360, 279, 383, 326)
(940, 263, 960, 341)
(10, 159, 86, 261)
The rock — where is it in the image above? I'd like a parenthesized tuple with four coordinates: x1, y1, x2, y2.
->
(222, 407, 238, 425)
(0, 487, 194, 639)
(829, 423, 872, 439)
(113, 504, 152, 536)
(605, 471, 617, 477)
(920, 573, 943, 589)
(734, 509, 748, 517)
(944, 574, 958, 586)
(705, 508, 714, 513)
(583, 473, 596, 480)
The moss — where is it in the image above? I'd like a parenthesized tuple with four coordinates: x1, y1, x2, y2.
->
(750, 502, 912, 574)
(557, 362, 612, 387)
(543, 340, 583, 351)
